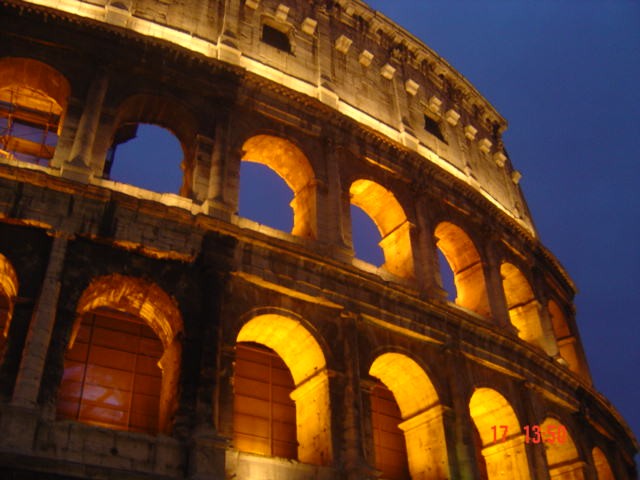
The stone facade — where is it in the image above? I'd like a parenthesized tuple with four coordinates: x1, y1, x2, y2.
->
(0, 0, 637, 479)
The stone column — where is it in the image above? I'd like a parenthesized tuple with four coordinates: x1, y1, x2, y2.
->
(315, 6, 339, 108)
(482, 240, 514, 331)
(442, 345, 481, 479)
(187, 234, 233, 479)
(12, 234, 68, 407)
(398, 404, 451, 479)
(290, 369, 334, 466)
(516, 382, 551, 480)
(217, 0, 243, 64)
(204, 119, 236, 220)
(530, 267, 561, 357)
(61, 71, 109, 182)
(340, 313, 376, 480)
(413, 197, 448, 300)
(191, 134, 215, 204)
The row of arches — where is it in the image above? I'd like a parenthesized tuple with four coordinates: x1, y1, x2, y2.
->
(0, 57, 584, 375)
(233, 312, 613, 480)
(0, 257, 617, 479)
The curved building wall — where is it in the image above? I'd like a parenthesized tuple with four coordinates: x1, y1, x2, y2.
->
(0, 0, 637, 479)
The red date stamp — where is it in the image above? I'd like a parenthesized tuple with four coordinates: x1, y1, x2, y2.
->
(490, 424, 568, 444)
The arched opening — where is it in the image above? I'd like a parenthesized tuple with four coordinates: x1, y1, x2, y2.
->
(500, 263, 546, 349)
(0, 58, 70, 165)
(592, 447, 615, 480)
(57, 308, 164, 433)
(0, 253, 19, 356)
(239, 162, 293, 232)
(369, 353, 449, 479)
(233, 342, 297, 459)
(435, 222, 490, 316)
(57, 274, 183, 435)
(540, 417, 584, 480)
(235, 314, 331, 465)
(106, 124, 184, 194)
(105, 94, 198, 196)
(548, 300, 586, 378)
(350, 180, 414, 279)
(351, 204, 384, 266)
(370, 380, 410, 480)
(241, 135, 317, 239)
(468, 388, 532, 479)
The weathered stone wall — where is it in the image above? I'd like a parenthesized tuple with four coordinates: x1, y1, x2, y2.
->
(0, 1, 636, 479)
(6, 0, 531, 232)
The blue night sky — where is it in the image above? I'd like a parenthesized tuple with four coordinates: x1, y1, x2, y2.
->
(111, 0, 640, 459)
(365, 0, 640, 454)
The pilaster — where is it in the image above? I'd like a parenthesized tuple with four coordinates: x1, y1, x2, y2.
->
(482, 240, 514, 332)
(61, 72, 109, 182)
(12, 234, 68, 407)
(414, 197, 448, 300)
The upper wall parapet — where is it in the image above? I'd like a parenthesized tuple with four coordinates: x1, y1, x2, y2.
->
(9, 0, 533, 234)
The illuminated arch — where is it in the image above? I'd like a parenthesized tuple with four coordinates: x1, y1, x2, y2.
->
(73, 274, 183, 348)
(0, 253, 19, 349)
(501, 262, 547, 349)
(435, 222, 490, 317)
(469, 388, 532, 480)
(592, 447, 615, 480)
(236, 313, 331, 465)
(540, 417, 584, 479)
(369, 353, 449, 479)
(350, 179, 414, 279)
(241, 135, 317, 239)
(106, 94, 196, 194)
(59, 274, 183, 433)
(0, 57, 70, 163)
(548, 300, 587, 378)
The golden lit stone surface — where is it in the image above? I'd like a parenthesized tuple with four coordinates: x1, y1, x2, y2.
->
(435, 221, 490, 317)
(470, 388, 532, 480)
(73, 274, 183, 349)
(0, 253, 18, 337)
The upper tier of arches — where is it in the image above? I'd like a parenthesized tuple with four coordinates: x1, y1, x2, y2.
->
(0, 54, 589, 381)
(9, 0, 536, 233)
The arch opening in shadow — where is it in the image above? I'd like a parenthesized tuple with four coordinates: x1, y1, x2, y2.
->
(369, 352, 449, 479)
(233, 342, 297, 459)
(350, 179, 414, 279)
(241, 135, 316, 239)
(58, 274, 183, 435)
(106, 123, 184, 194)
(57, 308, 165, 434)
(239, 161, 293, 232)
(236, 314, 331, 465)
(0, 58, 70, 165)
(370, 379, 410, 480)
(592, 447, 615, 480)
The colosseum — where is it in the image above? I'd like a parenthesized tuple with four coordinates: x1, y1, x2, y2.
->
(0, 0, 637, 478)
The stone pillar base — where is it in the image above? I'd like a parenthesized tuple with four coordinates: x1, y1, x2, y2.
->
(188, 431, 228, 480)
